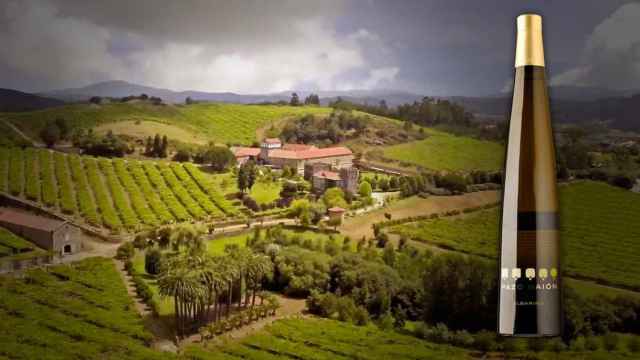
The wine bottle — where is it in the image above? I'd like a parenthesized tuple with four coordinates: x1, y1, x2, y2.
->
(498, 14, 561, 337)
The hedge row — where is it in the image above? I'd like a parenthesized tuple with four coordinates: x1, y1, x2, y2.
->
(0, 148, 8, 192)
(128, 161, 174, 224)
(8, 147, 24, 196)
(24, 148, 40, 201)
(183, 163, 238, 216)
(99, 159, 139, 229)
(54, 152, 77, 214)
(124, 259, 160, 316)
(38, 150, 57, 207)
(143, 162, 190, 221)
(170, 163, 222, 217)
(69, 155, 100, 226)
(375, 201, 500, 230)
(84, 158, 122, 231)
(113, 159, 159, 227)
(157, 162, 205, 219)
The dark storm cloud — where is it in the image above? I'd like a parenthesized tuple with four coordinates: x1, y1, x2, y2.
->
(0, 0, 637, 95)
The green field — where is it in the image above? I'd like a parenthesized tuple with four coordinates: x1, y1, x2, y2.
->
(249, 181, 283, 205)
(382, 128, 504, 171)
(0, 147, 236, 233)
(0, 258, 164, 359)
(4, 102, 332, 145)
(390, 181, 640, 289)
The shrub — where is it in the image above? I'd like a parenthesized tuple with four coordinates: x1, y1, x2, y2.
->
(145, 248, 162, 275)
(353, 306, 369, 326)
(435, 173, 467, 193)
(527, 338, 546, 352)
(451, 330, 474, 348)
(502, 338, 527, 352)
(377, 312, 395, 331)
(474, 331, 497, 352)
(602, 332, 620, 351)
(628, 336, 640, 353)
(569, 336, 585, 351)
(116, 242, 135, 260)
(545, 338, 567, 352)
(584, 336, 600, 351)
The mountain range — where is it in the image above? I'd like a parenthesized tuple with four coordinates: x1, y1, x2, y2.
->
(1, 80, 639, 131)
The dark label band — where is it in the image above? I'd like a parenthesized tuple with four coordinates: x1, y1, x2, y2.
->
(517, 212, 558, 231)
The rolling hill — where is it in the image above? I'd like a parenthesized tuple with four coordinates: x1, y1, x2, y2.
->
(2, 102, 332, 145)
(390, 180, 640, 290)
(0, 88, 64, 112)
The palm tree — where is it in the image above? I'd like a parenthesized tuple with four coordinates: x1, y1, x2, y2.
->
(246, 254, 272, 307)
(158, 261, 205, 336)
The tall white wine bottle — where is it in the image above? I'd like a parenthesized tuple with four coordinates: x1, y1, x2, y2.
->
(498, 14, 561, 337)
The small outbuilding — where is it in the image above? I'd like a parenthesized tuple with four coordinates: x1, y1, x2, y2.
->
(327, 207, 346, 222)
(0, 207, 82, 256)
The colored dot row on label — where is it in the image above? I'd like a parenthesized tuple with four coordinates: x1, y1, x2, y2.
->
(501, 267, 558, 280)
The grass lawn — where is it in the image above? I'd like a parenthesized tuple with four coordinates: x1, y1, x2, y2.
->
(206, 233, 249, 255)
(390, 181, 640, 290)
(0, 257, 165, 359)
(382, 128, 504, 171)
(95, 120, 209, 145)
(249, 181, 282, 205)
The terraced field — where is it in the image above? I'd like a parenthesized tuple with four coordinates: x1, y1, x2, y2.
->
(3, 102, 332, 145)
(390, 181, 640, 289)
(381, 128, 504, 171)
(0, 147, 237, 233)
(0, 258, 165, 359)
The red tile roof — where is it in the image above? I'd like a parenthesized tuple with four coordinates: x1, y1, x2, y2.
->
(263, 138, 282, 144)
(233, 147, 261, 157)
(282, 143, 316, 151)
(268, 146, 353, 160)
(313, 170, 341, 181)
(0, 207, 66, 232)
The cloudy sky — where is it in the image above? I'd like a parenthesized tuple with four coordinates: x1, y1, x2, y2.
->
(0, 0, 638, 96)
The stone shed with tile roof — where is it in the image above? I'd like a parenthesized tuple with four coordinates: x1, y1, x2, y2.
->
(0, 207, 81, 256)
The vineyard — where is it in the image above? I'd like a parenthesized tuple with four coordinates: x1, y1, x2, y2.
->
(0, 258, 165, 359)
(4, 102, 332, 145)
(390, 181, 640, 290)
(182, 317, 472, 360)
(381, 128, 504, 171)
(0, 227, 46, 260)
(0, 147, 237, 233)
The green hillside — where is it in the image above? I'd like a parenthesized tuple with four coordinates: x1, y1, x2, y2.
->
(390, 181, 640, 289)
(3, 102, 331, 145)
(0, 147, 237, 233)
(381, 128, 504, 171)
(0, 258, 164, 359)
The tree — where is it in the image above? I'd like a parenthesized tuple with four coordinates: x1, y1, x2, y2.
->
(145, 248, 163, 275)
(323, 187, 348, 209)
(238, 160, 257, 192)
(289, 199, 312, 225)
(327, 216, 342, 231)
(173, 148, 191, 162)
(304, 93, 320, 105)
(359, 181, 372, 198)
(55, 118, 69, 139)
(185, 96, 194, 105)
(161, 135, 169, 157)
(290, 92, 300, 106)
(201, 146, 236, 171)
(40, 122, 61, 147)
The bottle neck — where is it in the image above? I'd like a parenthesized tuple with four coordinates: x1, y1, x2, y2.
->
(515, 26, 545, 67)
